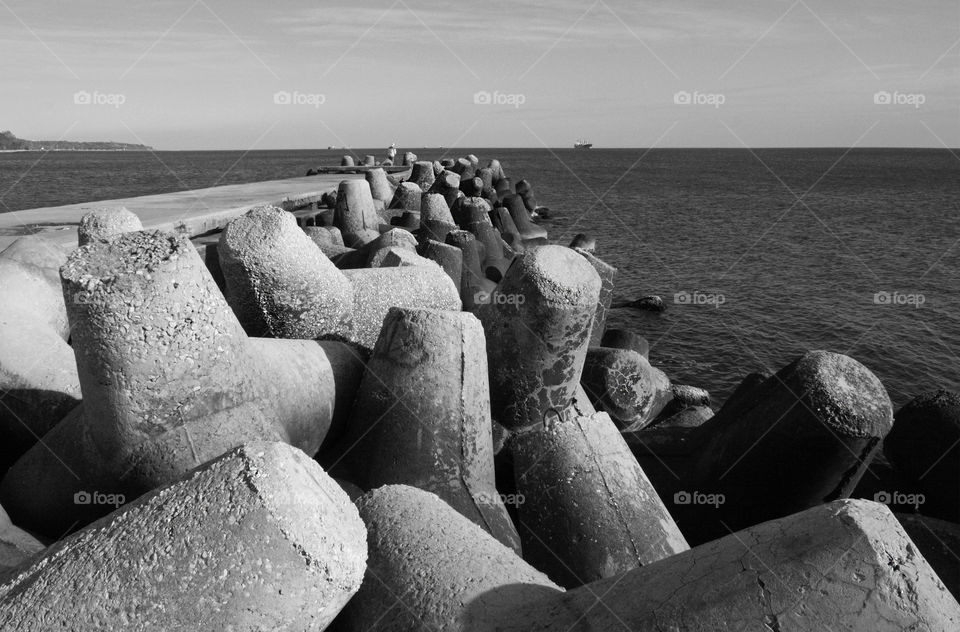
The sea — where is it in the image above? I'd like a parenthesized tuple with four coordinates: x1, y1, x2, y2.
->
(1, 147, 958, 409)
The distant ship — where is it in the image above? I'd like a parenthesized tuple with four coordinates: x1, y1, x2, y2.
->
(574, 138, 592, 149)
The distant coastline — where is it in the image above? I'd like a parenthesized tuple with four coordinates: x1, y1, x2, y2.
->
(0, 130, 152, 152)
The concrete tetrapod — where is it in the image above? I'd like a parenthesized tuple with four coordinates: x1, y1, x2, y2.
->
(0, 230, 365, 537)
(688, 350, 893, 543)
(510, 411, 689, 588)
(219, 205, 354, 339)
(485, 500, 960, 631)
(580, 347, 673, 431)
(335, 308, 520, 552)
(0, 442, 368, 631)
(0, 504, 43, 581)
(0, 236, 80, 470)
(884, 390, 960, 522)
(477, 245, 601, 430)
(336, 485, 561, 632)
(77, 206, 143, 246)
(407, 160, 435, 191)
(335, 265, 461, 350)
(420, 192, 457, 243)
(365, 167, 395, 205)
(334, 179, 381, 247)
(574, 248, 616, 347)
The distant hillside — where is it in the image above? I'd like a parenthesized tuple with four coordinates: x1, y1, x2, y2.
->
(0, 130, 152, 151)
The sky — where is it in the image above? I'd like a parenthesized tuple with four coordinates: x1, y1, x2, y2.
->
(1, 0, 958, 150)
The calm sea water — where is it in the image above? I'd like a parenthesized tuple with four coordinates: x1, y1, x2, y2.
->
(1, 147, 958, 408)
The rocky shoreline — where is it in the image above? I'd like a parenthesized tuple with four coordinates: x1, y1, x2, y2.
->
(0, 154, 958, 629)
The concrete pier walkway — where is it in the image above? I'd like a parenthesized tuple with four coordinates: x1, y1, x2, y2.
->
(0, 174, 357, 250)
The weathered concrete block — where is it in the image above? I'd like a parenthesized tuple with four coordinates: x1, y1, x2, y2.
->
(407, 161, 435, 191)
(387, 180, 422, 213)
(574, 248, 616, 347)
(502, 193, 547, 245)
(477, 246, 601, 430)
(334, 179, 381, 247)
(510, 411, 688, 587)
(334, 308, 520, 551)
(0, 237, 80, 470)
(445, 229, 495, 311)
(0, 504, 43, 581)
(337, 485, 560, 631)
(219, 205, 353, 339)
(428, 170, 461, 209)
(600, 327, 650, 359)
(418, 239, 462, 294)
(420, 192, 457, 242)
(885, 390, 960, 522)
(489, 500, 960, 631)
(0, 442, 367, 631)
(365, 167, 394, 205)
(77, 206, 143, 246)
(368, 246, 432, 268)
(335, 265, 461, 350)
(0, 230, 365, 537)
(689, 351, 893, 542)
(580, 347, 673, 431)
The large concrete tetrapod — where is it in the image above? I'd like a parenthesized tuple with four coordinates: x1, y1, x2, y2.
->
(0, 236, 79, 469)
(477, 245, 601, 430)
(335, 308, 520, 552)
(687, 350, 893, 543)
(511, 411, 688, 587)
(0, 442, 367, 631)
(219, 205, 353, 339)
(337, 485, 561, 632)
(0, 230, 364, 537)
(486, 500, 960, 631)
(77, 206, 143, 246)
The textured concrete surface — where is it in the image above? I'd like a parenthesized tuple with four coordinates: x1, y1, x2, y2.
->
(336, 308, 520, 552)
(219, 205, 353, 339)
(478, 245, 601, 430)
(0, 442, 367, 631)
(338, 485, 561, 631)
(489, 500, 960, 631)
(0, 236, 79, 469)
(76, 206, 143, 246)
(511, 411, 688, 587)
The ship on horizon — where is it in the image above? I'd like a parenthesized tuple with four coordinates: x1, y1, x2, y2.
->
(574, 138, 592, 149)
